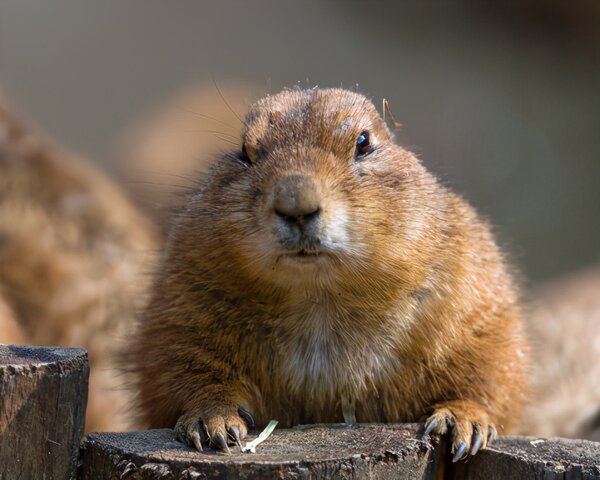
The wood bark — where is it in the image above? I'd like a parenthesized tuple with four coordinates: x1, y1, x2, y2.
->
(0, 344, 89, 480)
(80, 423, 442, 479)
(450, 436, 600, 479)
(80, 425, 600, 479)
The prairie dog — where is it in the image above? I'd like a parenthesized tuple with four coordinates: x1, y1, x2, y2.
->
(131, 88, 527, 461)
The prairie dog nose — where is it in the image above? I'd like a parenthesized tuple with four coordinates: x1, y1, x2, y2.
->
(273, 174, 321, 222)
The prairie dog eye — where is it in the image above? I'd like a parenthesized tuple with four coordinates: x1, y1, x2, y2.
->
(356, 131, 371, 157)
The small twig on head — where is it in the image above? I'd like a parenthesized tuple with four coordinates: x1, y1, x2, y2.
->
(383, 99, 402, 130)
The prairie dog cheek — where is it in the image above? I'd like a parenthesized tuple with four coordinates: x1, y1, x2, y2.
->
(320, 204, 350, 251)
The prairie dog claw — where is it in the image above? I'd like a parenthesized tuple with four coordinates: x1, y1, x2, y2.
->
(423, 400, 496, 462)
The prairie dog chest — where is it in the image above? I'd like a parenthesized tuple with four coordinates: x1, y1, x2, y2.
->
(275, 298, 402, 400)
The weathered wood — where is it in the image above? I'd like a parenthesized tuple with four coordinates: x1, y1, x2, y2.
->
(0, 344, 89, 480)
(80, 425, 600, 479)
(80, 423, 442, 479)
(450, 436, 600, 479)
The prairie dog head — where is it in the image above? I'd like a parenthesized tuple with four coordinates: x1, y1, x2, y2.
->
(182, 88, 440, 293)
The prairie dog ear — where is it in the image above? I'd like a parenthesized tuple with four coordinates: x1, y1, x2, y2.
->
(242, 141, 258, 163)
(382, 99, 403, 131)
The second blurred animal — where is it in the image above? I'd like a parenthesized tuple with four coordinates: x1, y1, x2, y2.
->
(0, 97, 159, 432)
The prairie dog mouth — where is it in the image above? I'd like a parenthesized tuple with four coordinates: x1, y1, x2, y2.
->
(279, 248, 325, 263)
(297, 249, 321, 257)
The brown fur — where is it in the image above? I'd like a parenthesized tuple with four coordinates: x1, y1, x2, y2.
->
(130, 88, 528, 456)
(0, 99, 159, 432)
(0, 294, 26, 344)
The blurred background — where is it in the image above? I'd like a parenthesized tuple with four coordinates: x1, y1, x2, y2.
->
(1, 0, 599, 282)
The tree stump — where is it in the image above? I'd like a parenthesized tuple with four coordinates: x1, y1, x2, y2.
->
(80, 423, 442, 479)
(0, 345, 89, 480)
(450, 436, 600, 479)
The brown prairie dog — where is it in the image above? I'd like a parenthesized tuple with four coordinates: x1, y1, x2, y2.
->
(0, 98, 159, 432)
(0, 295, 26, 345)
(130, 88, 528, 461)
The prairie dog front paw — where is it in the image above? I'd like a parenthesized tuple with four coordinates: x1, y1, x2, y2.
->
(175, 407, 252, 453)
(423, 400, 497, 462)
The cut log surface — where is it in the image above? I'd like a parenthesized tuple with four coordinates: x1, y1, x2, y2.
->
(451, 436, 600, 479)
(0, 344, 89, 480)
(80, 423, 442, 479)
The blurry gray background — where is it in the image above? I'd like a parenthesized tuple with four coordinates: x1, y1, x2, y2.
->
(1, 0, 599, 283)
